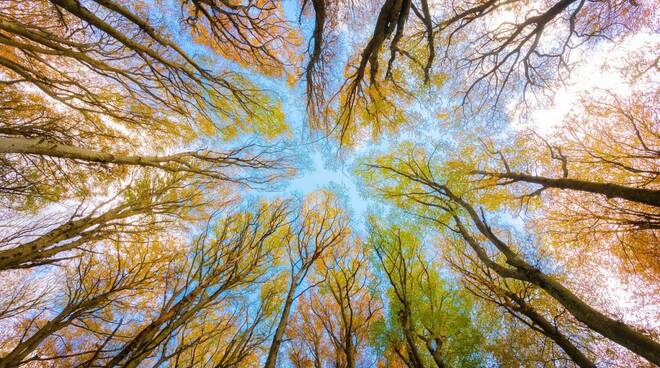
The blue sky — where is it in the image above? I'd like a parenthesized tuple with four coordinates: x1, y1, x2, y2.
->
(148, 0, 370, 219)
(157, 0, 522, 237)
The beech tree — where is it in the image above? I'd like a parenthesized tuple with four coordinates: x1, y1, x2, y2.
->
(369, 221, 486, 368)
(448, 237, 597, 367)
(93, 200, 289, 367)
(286, 241, 382, 368)
(0, 0, 657, 366)
(363, 143, 660, 364)
(471, 89, 659, 283)
(0, 242, 166, 367)
(298, 0, 650, 144)
(0, 0, 290, 125)
(0, 0, 292, 211)
(0, 171, 209, 271)
(264, 191, 350, 368)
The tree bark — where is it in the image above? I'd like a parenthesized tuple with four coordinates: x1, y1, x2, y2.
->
(0, 291, 115, 367)
(0, 204, 132, 271)
(345, 337, 356, 368)
(505, 292, 596, 368)
(522, 268, 660, 365)
(424, 337, 445, 368)
(370, 163, 660, 363)
(0, 136, 181, 169)
(399, 310, 426, 368)
(0, 310, 72, 367)
(475, 171, 660, 207)
(453, 196, 660, 365)
(264, 276, 299, 368)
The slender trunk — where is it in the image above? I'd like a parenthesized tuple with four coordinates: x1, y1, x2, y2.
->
(345, 333, 355, 368)
(0, 314, 69, 367)
(120, 302, 207, 368)
(50, 0, 203, 78)
(0, 294, 109, 367)
(454, 197, 660, 364)
(475, 171, 660, 207)
(399, 310, 426, 368)
(424, 337, 445, 368)
(0, 205, 130, 271)
(105, 306, 188, 366)
(523, 268, 660, 365)
(0, 136, 178, 168)
(306, 0, 325, 82)
(403, 330, 425, 368)
(103, 281, 210, 368)
(105, 249, 249, 367)
(0, 136, 257, 181)
(264, 276, 299, 368)
(506, 293, 595, 368)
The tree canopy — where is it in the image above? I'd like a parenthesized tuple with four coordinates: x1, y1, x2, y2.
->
(0, 0, 658, 367)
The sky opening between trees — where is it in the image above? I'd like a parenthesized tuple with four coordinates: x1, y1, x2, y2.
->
(0, 0, 658, 367)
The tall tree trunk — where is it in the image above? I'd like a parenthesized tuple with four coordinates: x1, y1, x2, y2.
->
(305, 0, 325, 87)
(399, 310, 426, 368)
(345, 332, 356, 368)
(0, 293, 110, 368)
(453, 196, 660, 365)
(474, 171, 660, 207)
(505, 292, 596, 368)
(522, 267, 660, 365)
(264, 276, 299, 368)
(0, 204, 131, 271)
(103, 286, 205, 368)
(0, 136, 181, 169)
(424, 337, 445, 368)
(0, 136, 268, 182)
(102, 273, 232, 368)
(0, 313, 70, 367)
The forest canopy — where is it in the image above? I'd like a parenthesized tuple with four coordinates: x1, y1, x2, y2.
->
(0, 0, 658, 367)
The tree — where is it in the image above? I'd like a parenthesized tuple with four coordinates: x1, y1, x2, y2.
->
(0, 133, 287, 210)
(369, 220, 486, 368)
(0, 0, 656, 365)
(285, 294, 329, 368)
(429, 0, 647, 111)
(286, 240, 382, 368)
(95, 200, 289, 368)
(299, 0, 649, 143)
(0, 0, 291, 210)
(0, 200, 289, 367)
(264, 190, 351, 368)
(0, 0, 288, 127)
(0, 3, 297, 362)
(448, 237, 597, 367)
(471, 89, 659, 282)
(184, 0, 300, 78)
(0, 1, 294, 295)
(363, 144, 660, 364)
(0, 272, 49, 323)
(0, 172, 205, 271)
(298, 0, 338, 129)
(0, 242, 166, 368)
